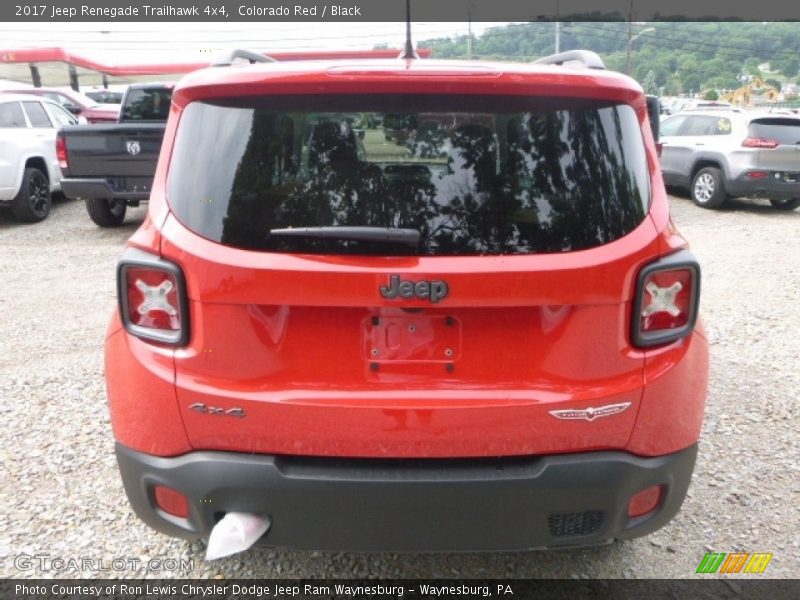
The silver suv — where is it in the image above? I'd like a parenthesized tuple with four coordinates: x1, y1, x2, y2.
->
(659, 109, 800, 210)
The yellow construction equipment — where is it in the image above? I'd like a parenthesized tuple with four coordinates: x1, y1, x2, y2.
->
(720, 78, 781, 108)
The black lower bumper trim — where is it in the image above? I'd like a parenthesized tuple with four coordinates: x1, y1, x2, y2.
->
(115, 443, 697, 552)
(727, 177, 800, 200)
(61, 178, 150, 202)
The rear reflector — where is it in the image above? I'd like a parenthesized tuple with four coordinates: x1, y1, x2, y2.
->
(742, 137, 779, 149)
(628, 485, 664, 518)
(744, 170, 769, 179)
(154, 485, 190, 518)
(632, 250, 700, 347)
(117, 249, 189, 345)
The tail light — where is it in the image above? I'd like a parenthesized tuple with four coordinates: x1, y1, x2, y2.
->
(56, 131, 68, 170)
(117, 249, 189, 345)
(742, 137, 779, 149)
(632, 250, 700, 347)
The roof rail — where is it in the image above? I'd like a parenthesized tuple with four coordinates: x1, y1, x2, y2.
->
(532, 50, 605, 70)
(212, 49, 276, 67)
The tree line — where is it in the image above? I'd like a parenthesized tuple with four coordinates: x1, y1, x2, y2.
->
(418, 22, 800, 96)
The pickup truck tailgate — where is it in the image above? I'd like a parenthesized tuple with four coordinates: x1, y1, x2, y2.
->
(61, 123, 164, 179)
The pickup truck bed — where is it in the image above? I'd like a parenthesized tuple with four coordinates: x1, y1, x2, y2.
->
(57, 82, 172, 226)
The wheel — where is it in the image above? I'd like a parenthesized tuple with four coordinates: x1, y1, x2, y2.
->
(11, 167, 51, 222)
(691, 167, 728, 209)
(85, 198, 127, 227)
(769, 198, 800, 211)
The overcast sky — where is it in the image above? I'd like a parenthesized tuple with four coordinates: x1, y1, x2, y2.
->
(0, 22, 502, 64)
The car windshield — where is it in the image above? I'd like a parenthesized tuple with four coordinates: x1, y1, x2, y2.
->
(122, 88, 172, 121)
(60, 90, 99, 108)
(168, 94, 649, 256)
(749, 118, 800, 145)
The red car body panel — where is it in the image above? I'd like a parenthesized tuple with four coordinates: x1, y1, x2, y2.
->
(105, 60, 706, 461)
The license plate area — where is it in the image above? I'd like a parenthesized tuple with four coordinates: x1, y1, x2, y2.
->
(363, 313, 461, 363)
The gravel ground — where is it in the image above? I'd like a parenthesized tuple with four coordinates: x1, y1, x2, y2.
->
(1, 194, 798, 579)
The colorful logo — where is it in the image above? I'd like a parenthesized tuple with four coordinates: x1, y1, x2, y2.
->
(696, 552, 773, 574)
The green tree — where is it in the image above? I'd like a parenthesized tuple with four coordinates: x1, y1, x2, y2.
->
(704, 89, 719, 100)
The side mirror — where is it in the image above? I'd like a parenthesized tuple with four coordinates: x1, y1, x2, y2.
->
(646, 95, 660, 143)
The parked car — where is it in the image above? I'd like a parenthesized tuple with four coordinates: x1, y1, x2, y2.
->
(106, 51, 708, 553)
(0, 86, 120, 123)
(84, 85, 127, 104)
(0, 93, 78, 222)
(660, 109, 800, 209)
(57, 82, 174, 226)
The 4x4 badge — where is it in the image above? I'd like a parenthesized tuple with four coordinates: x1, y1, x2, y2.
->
(549, 402, 631, 421)
(380, 274, 448, 303)
(189, 403, 245, 418)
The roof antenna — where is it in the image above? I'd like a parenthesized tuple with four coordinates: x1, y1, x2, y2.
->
(400, 0, 419, 59)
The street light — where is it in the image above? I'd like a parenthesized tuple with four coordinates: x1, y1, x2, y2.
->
(627, 27, 655, 76)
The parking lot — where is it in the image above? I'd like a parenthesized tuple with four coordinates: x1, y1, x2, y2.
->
(1, 194, 798, 579)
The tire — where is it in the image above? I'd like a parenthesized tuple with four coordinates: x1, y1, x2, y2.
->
(11, 167, 51, 222)
(769, 198, 800, 211)
(85, 198, 127, 227)
(691, 167, 728, 209)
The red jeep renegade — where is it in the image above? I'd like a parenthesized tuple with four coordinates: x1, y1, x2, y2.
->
(106, 50, 708, 552)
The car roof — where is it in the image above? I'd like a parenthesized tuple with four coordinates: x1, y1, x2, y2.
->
(173, 58, 644, 107)
(667, 108, 800, 124)
(127, 82, 176, 90)
(0, 92, 61, 105)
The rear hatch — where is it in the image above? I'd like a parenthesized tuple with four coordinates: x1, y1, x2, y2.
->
(748, 116, 800, 180)
(160, 91, 660, 458)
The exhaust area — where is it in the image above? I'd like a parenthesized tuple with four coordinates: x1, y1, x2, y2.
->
(205, 512, 271, 560)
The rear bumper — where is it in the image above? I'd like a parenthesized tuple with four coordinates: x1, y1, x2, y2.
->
(726, 174, 800, 200)
(116, 442, 697, 552)
(60, 178, 150, 202)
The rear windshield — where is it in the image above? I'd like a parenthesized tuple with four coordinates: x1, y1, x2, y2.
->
(749, 118, 800, 146)
(168, 95, 649, 256)
(122, 87, 172, 121)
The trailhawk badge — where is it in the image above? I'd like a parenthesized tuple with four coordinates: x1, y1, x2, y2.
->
(549, 402, 631, 421)
(126, 141, 141, 156)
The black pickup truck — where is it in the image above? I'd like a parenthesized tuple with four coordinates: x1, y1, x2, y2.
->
(58, 83, 173, 226)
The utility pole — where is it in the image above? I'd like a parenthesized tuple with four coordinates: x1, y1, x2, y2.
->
(626, 0, 634, 76)
(555, 21, 561, 54)
(467, 6, 472, 60)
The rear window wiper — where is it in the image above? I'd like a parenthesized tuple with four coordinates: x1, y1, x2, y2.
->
(269, 226, 421, 246)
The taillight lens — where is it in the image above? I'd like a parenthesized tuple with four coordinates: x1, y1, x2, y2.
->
(632, 250, 700, 347)
(56, 132, 68, 170)
(118, 250, 188, 345)
(742, 137, 779, 149)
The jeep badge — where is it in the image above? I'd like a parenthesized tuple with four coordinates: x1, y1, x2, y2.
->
(380, 275, 448, 303)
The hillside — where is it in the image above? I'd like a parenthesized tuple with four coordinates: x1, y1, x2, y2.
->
(420, 22, 800, 95)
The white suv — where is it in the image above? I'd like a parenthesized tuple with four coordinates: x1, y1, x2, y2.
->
(0, 93, 78, 222)
(660, 109, 800, 210)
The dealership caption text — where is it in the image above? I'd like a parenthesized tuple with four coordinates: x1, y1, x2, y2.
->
(14, 3, 362, 18)
(16, 584, 514, 598)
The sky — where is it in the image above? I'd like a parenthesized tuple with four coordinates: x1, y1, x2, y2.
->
(0, 22, 502, 65)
